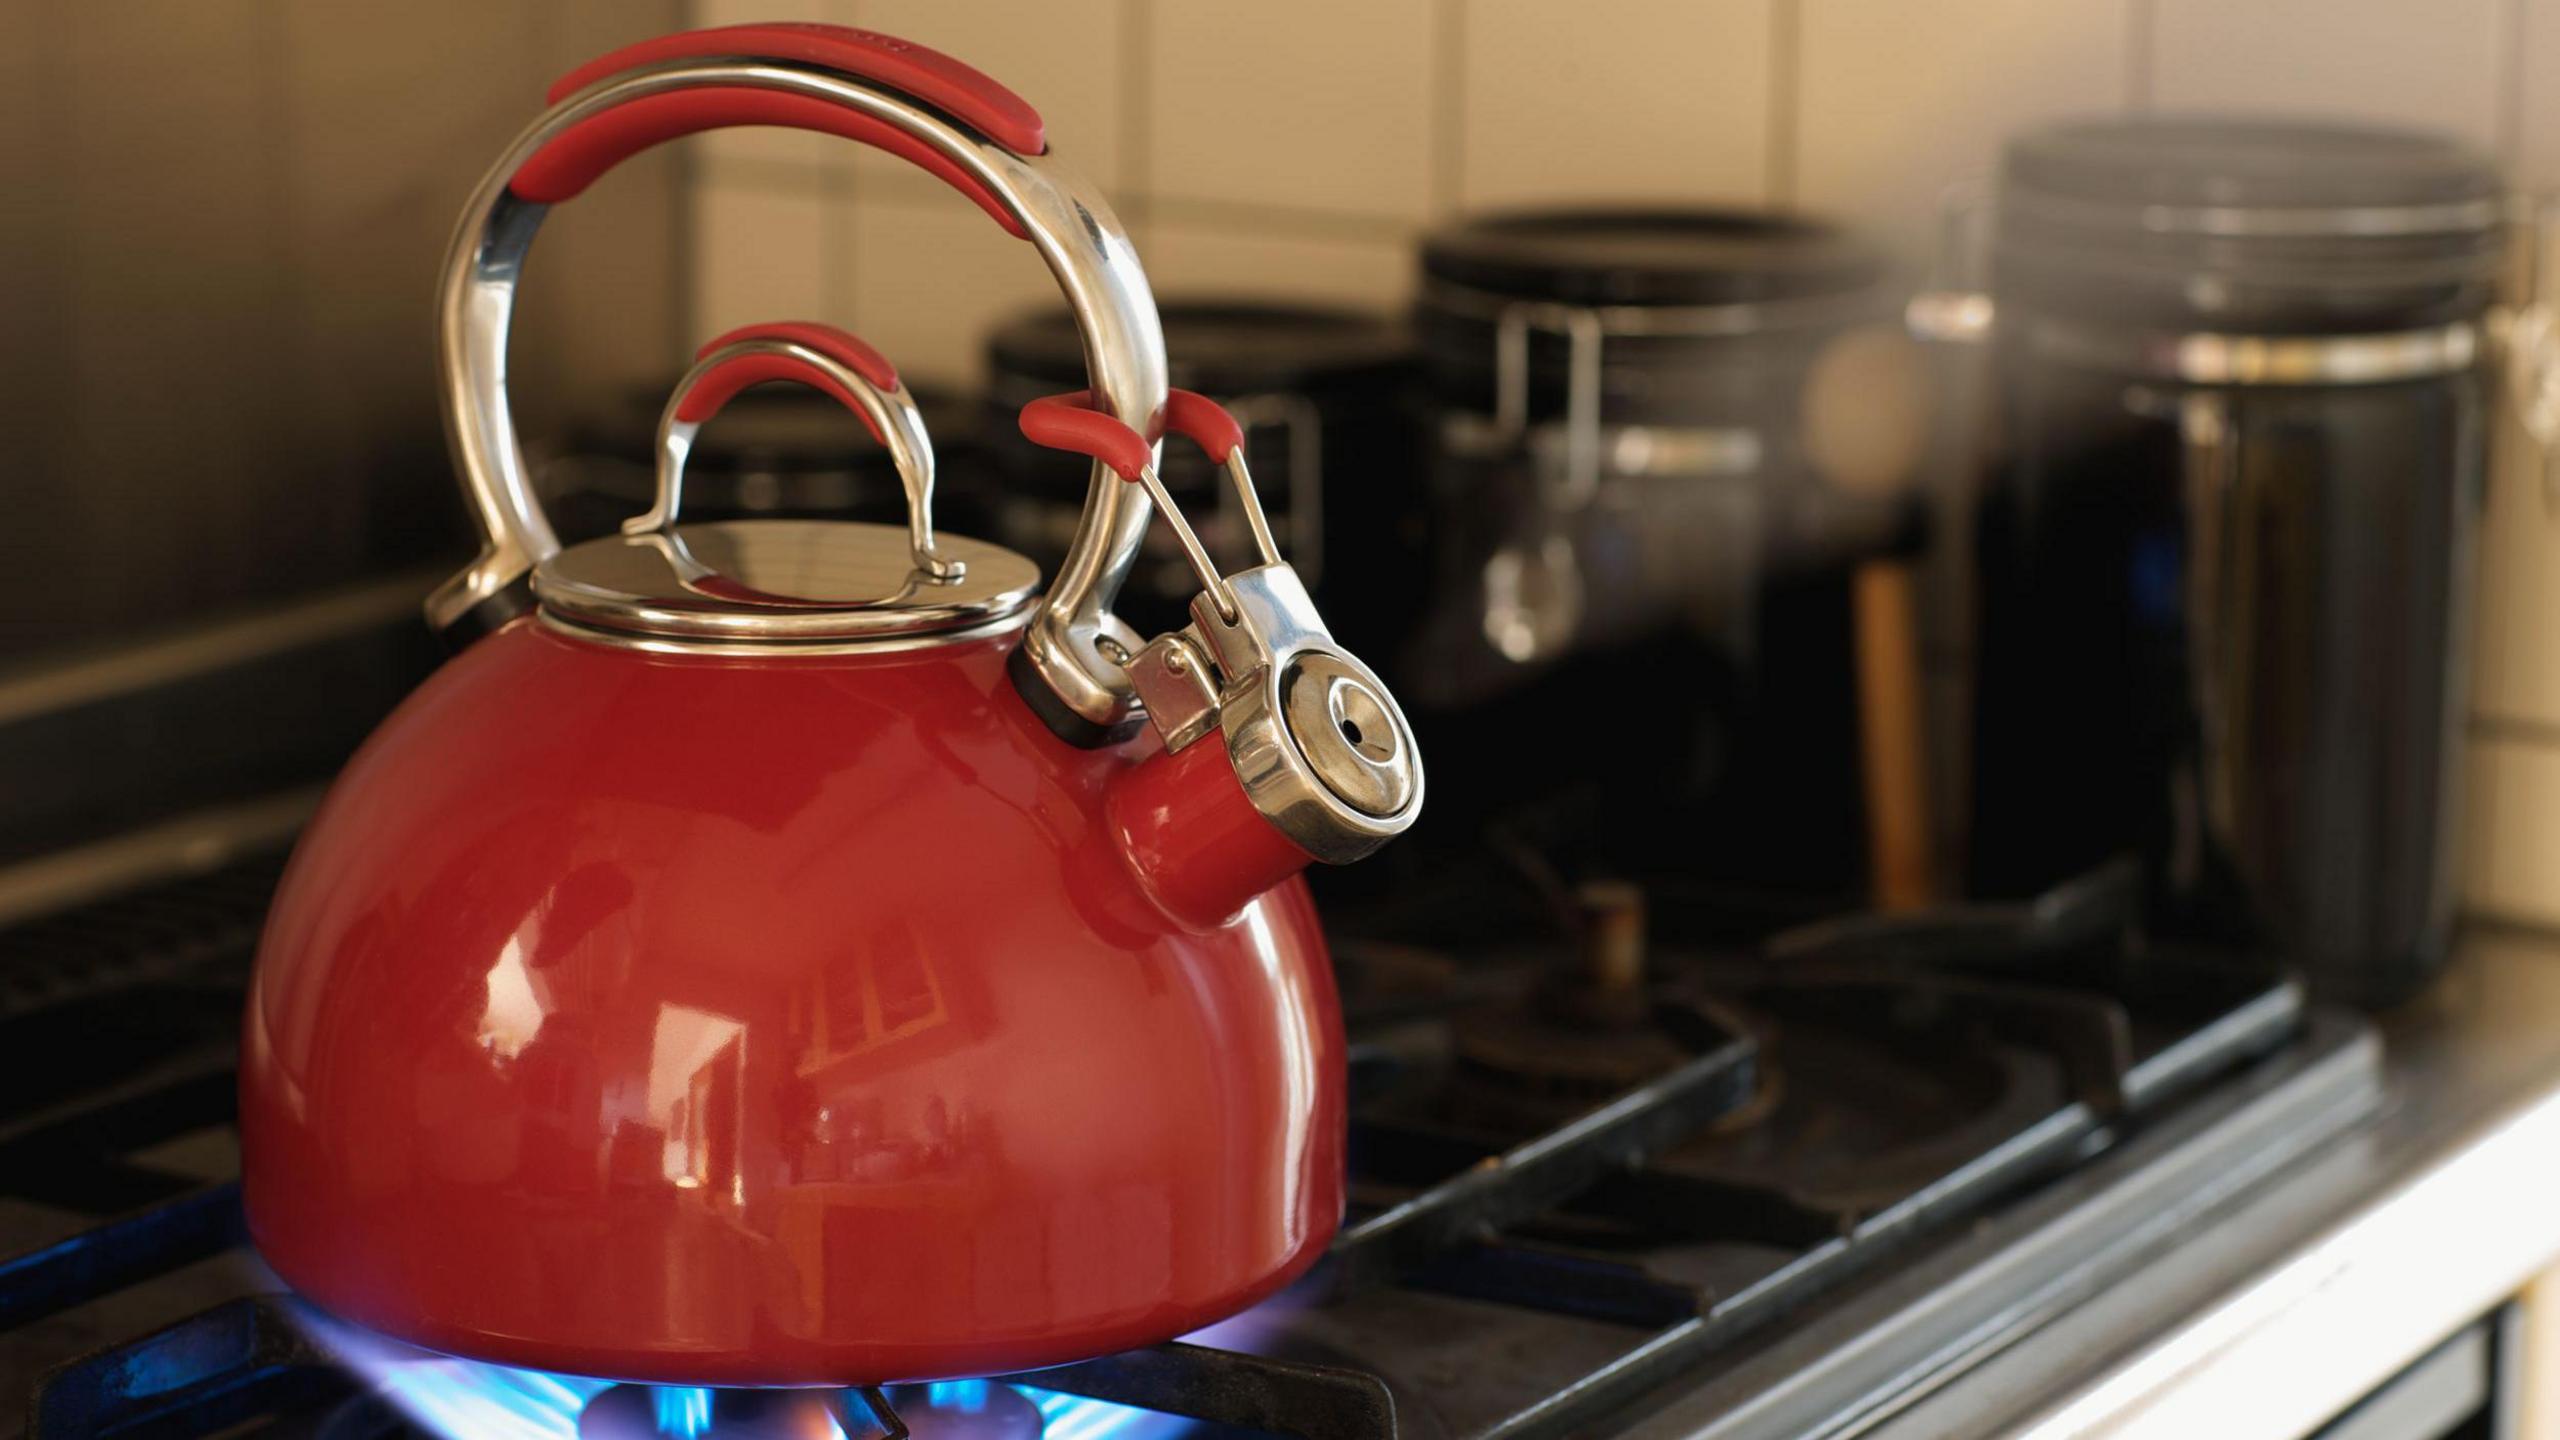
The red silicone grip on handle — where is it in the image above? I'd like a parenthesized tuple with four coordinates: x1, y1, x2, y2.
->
(1165, 389, 1244, 463)
(1017, 389, 1245, 477)
(1018, 390, 1155, 480)
(676, 321, 902, 443)
(514, 24, 1044, 238)
(550, 24, 1045, 152)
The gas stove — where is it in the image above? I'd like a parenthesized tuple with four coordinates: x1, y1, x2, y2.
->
(0, 843, 2380, 1440)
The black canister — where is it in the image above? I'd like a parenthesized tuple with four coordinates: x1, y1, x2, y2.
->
(1966, 118, 2506, 1004)
(1410, 210, 1926, 896)
(982, 301, 1424, 657)
(1412, 211, 1911, 703)
(1402, 211, 1935, 896)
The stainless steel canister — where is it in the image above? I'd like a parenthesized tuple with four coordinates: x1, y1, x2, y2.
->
(1950, 118, 2509, 1003)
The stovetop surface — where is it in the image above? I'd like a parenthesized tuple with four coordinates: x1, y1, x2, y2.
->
(0, 853, 2381, 1440)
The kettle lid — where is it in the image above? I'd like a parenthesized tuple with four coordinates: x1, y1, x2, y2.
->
(535, 519, 1039, 650)
(533, 323, 1039, 651)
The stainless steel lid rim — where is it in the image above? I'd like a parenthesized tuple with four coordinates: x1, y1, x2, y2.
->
(1419, 343, 1843, 427)
(535, 520, 1043, 645)
(1990, 237, 2509, 313)
(1417, 206, 1886, 309)
(1417, 277, 1884, 340)
(534, 607, 1036, 657)
(1414, 276, 1890, 438)
(2012, 315, 2484, 385)
(1993, 228, 2508, 276)
(1980, 237, 2506, 346)
(1996, 187, 2508, 240)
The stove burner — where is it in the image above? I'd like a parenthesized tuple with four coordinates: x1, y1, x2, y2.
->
(1670, 986, 2068, 1213)
(1445, 881, 1736, 1131)
(578, 1385, 851, 1440)
(7, 858, 2351, 1440)
(571, 1383, 1047, 1440)
(270, 1294, 1159, 1440)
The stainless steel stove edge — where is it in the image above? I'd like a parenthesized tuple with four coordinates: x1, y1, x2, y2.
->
(1612, 1011, 2386, 1440)
(1620, 926, 2560, 1440)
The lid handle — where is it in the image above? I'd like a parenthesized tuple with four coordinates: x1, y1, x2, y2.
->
(631, 322, 960, 580)
(431, 24, 1166, 743)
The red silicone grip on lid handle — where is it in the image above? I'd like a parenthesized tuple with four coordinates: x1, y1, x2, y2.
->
(512, 23, 1046, 237)
(676, 321, 900, 439)
(1017, 389, 1246, 476)
(640, 320, 955, 581)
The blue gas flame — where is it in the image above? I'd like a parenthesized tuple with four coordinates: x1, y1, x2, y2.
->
(926, 1379, 993, 1414)
(304, 1312, 1193, 1440)
(1030, 1387, 1196, 1440)
(654, 1385, 715, 1438)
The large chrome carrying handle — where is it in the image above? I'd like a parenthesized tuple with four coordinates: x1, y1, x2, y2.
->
(429, 22, 1165, 740)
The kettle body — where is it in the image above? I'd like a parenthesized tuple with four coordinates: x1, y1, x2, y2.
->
(242, 618, 1345, 1383)
(237, 21, 1421, 1391)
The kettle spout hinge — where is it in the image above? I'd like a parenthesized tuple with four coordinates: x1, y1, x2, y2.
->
(1126, 627, 1222, 754)
(1128, 565, 1423, 865)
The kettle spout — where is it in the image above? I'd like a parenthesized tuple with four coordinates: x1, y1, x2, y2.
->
(1105, 734, 1315, 928)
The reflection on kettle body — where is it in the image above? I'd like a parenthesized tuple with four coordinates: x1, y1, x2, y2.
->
(633, 528, 931, 611)
(649, 1004, 748, 1201)
(477, 935, 546, 1062)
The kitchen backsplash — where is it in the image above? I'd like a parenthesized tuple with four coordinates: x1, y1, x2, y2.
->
(0, 1, 683, 657)
(684, 0, 2560, 930)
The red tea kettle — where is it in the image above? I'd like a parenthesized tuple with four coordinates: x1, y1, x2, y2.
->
(239, 23, 1421, 1388)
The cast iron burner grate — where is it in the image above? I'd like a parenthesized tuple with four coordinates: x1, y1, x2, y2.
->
(5, 859, 2364, 1440)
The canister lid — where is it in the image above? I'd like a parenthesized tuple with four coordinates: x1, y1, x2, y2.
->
(534, 519, 1039, 649)
(2004, 116, 2502, 216)
(1995, 116, 2507, 333)
(1419, 209, 1884, 308)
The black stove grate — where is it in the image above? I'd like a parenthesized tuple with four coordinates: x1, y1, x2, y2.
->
(1, 862, 275, 1358)
(8, 861, 2338, 1440)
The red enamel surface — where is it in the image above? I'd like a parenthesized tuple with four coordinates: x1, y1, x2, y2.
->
(240, 618, 1343, 1385)
(548, 23, 1046, 154)
(1107, 735, 1316, 929)
(511, 89, 1024, 237)
(677, 323, 902, 441)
